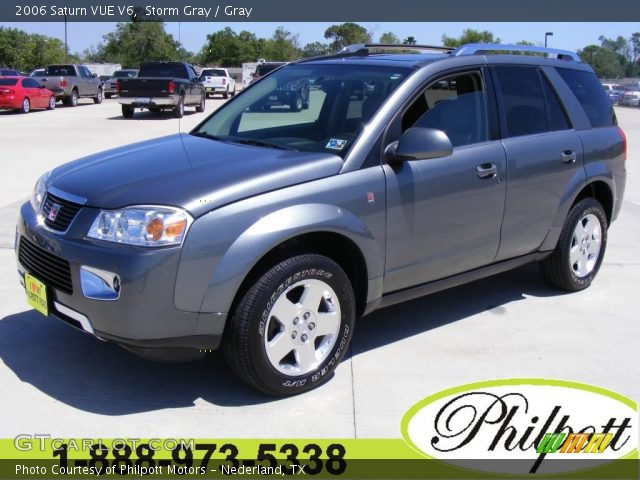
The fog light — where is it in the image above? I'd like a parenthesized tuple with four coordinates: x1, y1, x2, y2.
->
(80, 266, 120, 301)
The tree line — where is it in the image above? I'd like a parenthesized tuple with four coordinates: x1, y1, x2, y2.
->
(1, 23, 639, 78)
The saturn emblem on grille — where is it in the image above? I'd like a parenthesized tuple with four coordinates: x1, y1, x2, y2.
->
(48, 203, 61, 222)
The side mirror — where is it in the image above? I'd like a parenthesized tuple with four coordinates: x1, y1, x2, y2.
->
(385, 127, 453, 164)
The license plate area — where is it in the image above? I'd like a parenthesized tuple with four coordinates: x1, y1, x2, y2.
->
(25, 272, 49, 316)
(135, 97, 150, 104)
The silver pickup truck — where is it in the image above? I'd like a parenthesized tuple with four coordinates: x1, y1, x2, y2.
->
(39, 64, 103, 106)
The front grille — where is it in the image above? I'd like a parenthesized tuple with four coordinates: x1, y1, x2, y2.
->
(18, 237, 73, 294)
(42, 193, 82, 231)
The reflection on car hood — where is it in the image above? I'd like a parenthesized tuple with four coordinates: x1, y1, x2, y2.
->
(48, 133, 343, 217)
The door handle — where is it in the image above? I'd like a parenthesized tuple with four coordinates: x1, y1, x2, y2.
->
(561, 150, 577, 164)
(476, 163, 497, 179)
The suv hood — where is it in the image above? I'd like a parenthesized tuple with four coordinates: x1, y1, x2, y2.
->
(48, 133, 343, 217)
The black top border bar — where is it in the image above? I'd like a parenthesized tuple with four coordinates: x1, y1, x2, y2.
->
(5, 0, 640, 22)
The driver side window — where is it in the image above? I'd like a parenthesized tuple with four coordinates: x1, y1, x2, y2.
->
(401, 71, 488, 148)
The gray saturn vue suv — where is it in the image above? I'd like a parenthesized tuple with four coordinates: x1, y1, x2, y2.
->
(16, 44, 626, 395)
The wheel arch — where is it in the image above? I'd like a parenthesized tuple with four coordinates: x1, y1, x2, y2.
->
(186, 203, 384, 319)
(540, 178, 615, 251)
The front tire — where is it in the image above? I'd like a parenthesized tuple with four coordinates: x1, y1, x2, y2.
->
(223, 254, 355, 396)
(540, 198, 608, 291)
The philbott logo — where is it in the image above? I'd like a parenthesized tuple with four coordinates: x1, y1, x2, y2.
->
(401, 379, 638, 475)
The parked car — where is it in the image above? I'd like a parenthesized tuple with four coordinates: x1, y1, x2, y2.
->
(0, 76, 55, 113)
(0, 68, 21, 76)
(249, 62, 286, 84)
(619, 83, 640, 107)
(117, 61, 205, 118)
(103, 69, 138, 98)
(39, 64, 103, 106)
(601, 83, 623, 105)
(30, 69, 46, 78)
(16, 44, 626, 395)
(199, 68, 236, 98)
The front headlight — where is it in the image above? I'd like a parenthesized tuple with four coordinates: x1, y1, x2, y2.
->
(87, 206, 192, 247)
(30, 171, 50, 212)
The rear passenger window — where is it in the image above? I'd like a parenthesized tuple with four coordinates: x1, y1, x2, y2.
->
(495, 66, 570, 138)
(402, 71, 488, 148)
(556, 68, 616, 128)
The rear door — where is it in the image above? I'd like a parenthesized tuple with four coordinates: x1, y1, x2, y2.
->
(79, 66, 93, 96)
(492, 65, 584, 261)
(22, 78, 45, 108)
(383, 69, 507, 292)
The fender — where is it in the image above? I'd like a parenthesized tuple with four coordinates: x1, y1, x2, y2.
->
(539, 172, 615, 252)
(197, 203, 383, 314)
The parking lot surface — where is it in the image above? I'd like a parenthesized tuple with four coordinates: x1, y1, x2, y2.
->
(0, 100, 638, 438)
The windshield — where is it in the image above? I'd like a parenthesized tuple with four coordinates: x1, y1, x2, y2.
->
(139, 63, 187, 78)
(193, 63, 410, 158)
(201, 69, 226, 77)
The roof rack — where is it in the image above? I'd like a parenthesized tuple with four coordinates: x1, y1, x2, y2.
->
(453, 43, 581, 62)
(336, 43, 455, 56)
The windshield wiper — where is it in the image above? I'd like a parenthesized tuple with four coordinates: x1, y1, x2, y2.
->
(190, 131, 228, 142)
(229, 138, 296, 151)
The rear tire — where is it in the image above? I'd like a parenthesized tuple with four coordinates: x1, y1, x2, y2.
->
(223, 254, 355, 396)
(223, 88, 229, 99)
(104, 93, 112, 99)
(121, 105, 134, 118)
(231, 85, 236, 97)
(65, 89, 78, 107)
(47, 96, 55, 110)
(540, 198, 608, 291)
(195, 94, 205, 112)
(173, 95, 184, 118)
(290, 94, 303, 112)
(20, 97, 30, 114)
(93, 88, 103, 104)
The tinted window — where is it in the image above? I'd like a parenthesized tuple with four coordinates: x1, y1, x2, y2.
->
(113, 70, 137, 78)
(31, 70, 46, 77)
(557, 68, 615, 128)
(541, 74, 571, 131)
(0, 69, 20, 76)
(22, 78, 40, 88)
(403, 71, 488, 147)
(0, 78, 18, 86)
(139, 63, 188, 78)
(46, 65, 76, 76)
(255, 64, 284, 76)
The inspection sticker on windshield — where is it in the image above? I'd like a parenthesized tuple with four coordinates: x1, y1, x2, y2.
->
(326, 139, 348, 150)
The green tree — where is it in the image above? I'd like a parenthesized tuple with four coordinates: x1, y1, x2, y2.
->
(379, 32, 400, 44)
(100, 22, 185, 68)
(579, 45, 625, 78)
(302, 41, 330, 57)
(516, 40, 536, 46)
(403, 36, 417, 45)
(442, 29, 500, 48)
(199, 27, 261, 66)
(0, 27, 68, 71)
(262, 27, 300, 61)
(324, 23, 370, 51)
(598, 33, 640, 77)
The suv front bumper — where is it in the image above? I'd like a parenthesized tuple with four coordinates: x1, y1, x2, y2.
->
(15, 200, 223, 351)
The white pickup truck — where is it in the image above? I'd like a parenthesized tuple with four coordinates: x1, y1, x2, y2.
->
(199, 68, 236, 99)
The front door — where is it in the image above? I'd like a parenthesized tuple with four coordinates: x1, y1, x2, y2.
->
(383, 69, 507, 293)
